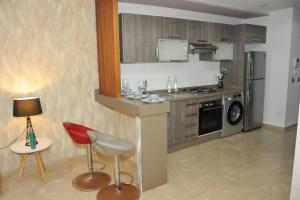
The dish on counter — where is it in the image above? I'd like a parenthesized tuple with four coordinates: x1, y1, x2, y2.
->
(126, 93, 149, 99)
(141, 97, 166, 104)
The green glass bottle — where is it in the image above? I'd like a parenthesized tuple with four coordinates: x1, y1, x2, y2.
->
(29, 129, 36, 149)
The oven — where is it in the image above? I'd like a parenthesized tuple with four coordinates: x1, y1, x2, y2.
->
(199, 100, 223, 135)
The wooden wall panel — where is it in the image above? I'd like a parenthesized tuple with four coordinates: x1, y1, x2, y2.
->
(95, 0, 121, 97)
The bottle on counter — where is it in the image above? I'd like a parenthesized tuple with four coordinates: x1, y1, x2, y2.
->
(173, 76, 178, 93)
(167, 76, 172, 93)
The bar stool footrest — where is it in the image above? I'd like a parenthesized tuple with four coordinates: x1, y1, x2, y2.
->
(97, 183, 140, 200)
(72, 171, 111, 192)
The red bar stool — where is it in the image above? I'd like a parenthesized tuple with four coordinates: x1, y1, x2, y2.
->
(63, 122, 111, 191)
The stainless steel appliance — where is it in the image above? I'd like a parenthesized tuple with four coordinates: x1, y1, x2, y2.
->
(221, 93, 244, 137)
(243, 51, 266, 132)
(199, 100, 223, 135)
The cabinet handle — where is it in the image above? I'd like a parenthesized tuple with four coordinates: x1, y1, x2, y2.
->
(185, 103, 197, 107)
(185, 134, 197, 138)
(168, 35, 182, 39)
(220, 38, 229, 42)
(156, 44, 159, 60)
(252, 38, 261, 42)
(186, 113, 197, 117)
(185, 123, 197, 128)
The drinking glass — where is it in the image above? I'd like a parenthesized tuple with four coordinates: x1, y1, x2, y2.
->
(137, 80, 148, 95)
(122, 79, 130, 94)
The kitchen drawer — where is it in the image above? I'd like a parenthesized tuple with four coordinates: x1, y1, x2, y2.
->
(184, 125, 198, 141)
(184, 99, 199, 114)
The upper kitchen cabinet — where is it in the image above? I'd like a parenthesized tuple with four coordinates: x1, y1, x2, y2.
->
(187, 20, 213, 43)
(119, 13, 163, 63)
(188, 21, 234, 43)
(244, 24, 267, 44)
(162, 17, 188, 40)
(212, 23, 234, 43)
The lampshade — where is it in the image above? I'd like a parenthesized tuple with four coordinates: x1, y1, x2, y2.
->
(13, 97, 42, 117)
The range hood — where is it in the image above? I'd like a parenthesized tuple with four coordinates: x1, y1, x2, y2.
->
(189, 41, 218, 54)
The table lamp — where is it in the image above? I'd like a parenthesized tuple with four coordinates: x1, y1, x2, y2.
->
(13, 97, 42, 146)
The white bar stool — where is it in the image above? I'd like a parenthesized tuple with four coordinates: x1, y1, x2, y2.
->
(88, 130, 140, 200)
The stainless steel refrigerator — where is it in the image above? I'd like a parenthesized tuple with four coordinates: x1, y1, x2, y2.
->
(243, 51, 266, 132)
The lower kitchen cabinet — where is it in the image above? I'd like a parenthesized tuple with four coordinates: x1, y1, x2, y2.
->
(168, 99, 199, 146)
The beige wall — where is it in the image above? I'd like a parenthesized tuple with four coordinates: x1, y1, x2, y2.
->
(0, 0, 136, 176)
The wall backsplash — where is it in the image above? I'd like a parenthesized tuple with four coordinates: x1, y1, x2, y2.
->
(0, 0, 137, 176)
(121, 57, 220, 91)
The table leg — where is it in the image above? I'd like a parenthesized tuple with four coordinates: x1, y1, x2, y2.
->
(17, 154, 27, 182)
(34, 152, 47, 183)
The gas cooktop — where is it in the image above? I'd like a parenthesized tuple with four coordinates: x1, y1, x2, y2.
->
(181, 87, 217, 94)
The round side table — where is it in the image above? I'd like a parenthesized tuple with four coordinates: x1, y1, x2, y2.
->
(10, 138, 52, 183)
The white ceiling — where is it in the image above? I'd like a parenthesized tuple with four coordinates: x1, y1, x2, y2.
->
(119, 0, 300, 18)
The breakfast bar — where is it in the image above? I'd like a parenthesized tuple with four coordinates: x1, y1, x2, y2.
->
(95, 90, 170, 192)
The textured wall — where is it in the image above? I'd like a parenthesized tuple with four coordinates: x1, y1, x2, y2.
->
(0, 0, 136, 176)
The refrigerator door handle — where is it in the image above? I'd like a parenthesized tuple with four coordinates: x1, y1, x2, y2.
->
(250, 55, 254, 78)
(248, 82, 252, 103)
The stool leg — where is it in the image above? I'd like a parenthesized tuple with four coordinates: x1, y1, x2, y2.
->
(114, 155, 121, 191)
(17, 154, 27, 182)
(96, 155, 140, 200)
(87, 144, 94, 178)
(34, 152, 47, 183)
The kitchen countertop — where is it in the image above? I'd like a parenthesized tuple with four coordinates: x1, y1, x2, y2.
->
(95, 90, 170, 117)
(158, 86, 243, 102)
(95, 86, 242, 117)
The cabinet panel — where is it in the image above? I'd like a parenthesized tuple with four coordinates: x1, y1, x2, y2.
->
(223, 24, 234, 42)
(213, 23, 234, 43)
(162, 17, 187, 39)
(187, 21, 213, 43)
(244, 24, 266, 43)
(120, 14, 163, 63)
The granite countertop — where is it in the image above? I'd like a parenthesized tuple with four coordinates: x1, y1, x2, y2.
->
(155, 86, 243, 102)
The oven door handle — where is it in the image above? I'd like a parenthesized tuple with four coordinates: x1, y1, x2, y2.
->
(201, 105, 223, 111)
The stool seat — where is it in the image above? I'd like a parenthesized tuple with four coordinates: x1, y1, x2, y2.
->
(63, 122, 93, 144)
(63, 122, 111, 191)
(88, 130, 140, 200)
(88, 131, 135, 156)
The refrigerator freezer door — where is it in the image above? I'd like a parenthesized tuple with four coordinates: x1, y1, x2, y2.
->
(245, 51, 266, 80)
(244, 79, 265, 131)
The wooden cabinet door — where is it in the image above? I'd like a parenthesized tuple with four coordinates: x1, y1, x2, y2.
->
(213, 23, 234, 43)
(222, 24, 234, 42)
(187, 20, 213, 43)
(168, 101, 186, 146)
(187, 20, 202, 42)
(183, 99, 199, 141)
(168, 99, 199, 146)
(120, 14, 136, 63)
(120, 14, 162, 63)
(162, 17, 187, 39)
(244, 24, 266, 43)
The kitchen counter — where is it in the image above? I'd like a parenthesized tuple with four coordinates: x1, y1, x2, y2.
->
(159, 86, 243, 102)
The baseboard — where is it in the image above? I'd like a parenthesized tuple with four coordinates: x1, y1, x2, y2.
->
(263, 123, 297, 132)
(167, 131, 220, 153)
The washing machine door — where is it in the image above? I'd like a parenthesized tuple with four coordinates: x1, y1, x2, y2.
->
(227, 101, 243, 125)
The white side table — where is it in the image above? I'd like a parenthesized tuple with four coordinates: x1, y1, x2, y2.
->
(10, 138, 52, 183)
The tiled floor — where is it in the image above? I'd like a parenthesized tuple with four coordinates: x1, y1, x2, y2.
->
(1, 127, 296, 200)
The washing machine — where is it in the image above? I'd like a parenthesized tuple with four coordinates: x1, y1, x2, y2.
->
(221, 92, 244, 137)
